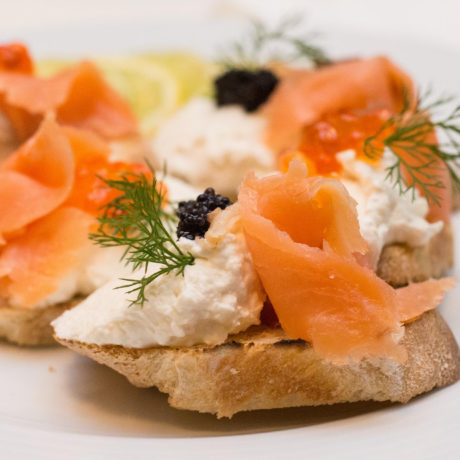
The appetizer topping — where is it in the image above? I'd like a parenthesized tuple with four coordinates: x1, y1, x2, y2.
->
(238, 159, 454, 363)
(176, 187, 232, 240)
(53, 214, 265, 348)
(0, 59, 137, 140)
(215, 17, 328, 112)
(214, 69, 278, 112)
(279, 109, 391, 175)
(0, 206, 95, 308)
(0, 46, 207, 310)
(364, 91, 460, 222)
(281, 148, 442, 267)
(0, 119, 164, 308)
(0, 118, 75, 244)
(264, 56, 414, 153)
(63, 127, 152, 215)
(338, 150, 442, 267)
(276, 74, 458, 223)
(90, 169, 195, 306)
(152, 98, 274, 197)
(0, 43, 33, 74)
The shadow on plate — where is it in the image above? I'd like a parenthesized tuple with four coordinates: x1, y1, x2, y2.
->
(65, 354, 398, 438)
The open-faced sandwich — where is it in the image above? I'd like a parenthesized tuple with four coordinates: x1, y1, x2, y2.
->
(52, 19, 460, 417)
(0, 43, 198, 345)
(1, 19, 458, 419)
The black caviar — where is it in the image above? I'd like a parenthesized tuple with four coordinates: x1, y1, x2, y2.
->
(214, 68, 279, 112)
(176, 188, 232, 240)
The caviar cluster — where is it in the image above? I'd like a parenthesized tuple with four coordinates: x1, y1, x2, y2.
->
(214, 69, 279, 112)
(176, 188, 232, 240)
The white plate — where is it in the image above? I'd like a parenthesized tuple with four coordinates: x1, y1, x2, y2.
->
(1, 15, 460, 460)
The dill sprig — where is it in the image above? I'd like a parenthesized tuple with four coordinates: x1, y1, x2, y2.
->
(363, 89, 460, 205)
(90, 167, 195, 306)
(218, 15, 331, 71)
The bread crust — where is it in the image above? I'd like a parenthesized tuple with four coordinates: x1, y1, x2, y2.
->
(1, 223, 455, 346)
(0, 297, 82, 346)
(377, 224, 453, 287)
(56, 310, 460, 418)
(453, 188, 460, 211)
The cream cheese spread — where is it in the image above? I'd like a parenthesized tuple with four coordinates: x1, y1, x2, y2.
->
(338, 150, 443, 267)
(52, 219, 265, 347)
(151, 98, 275, 198)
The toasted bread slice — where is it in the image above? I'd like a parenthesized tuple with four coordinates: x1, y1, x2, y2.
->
(377, 223, 454, 286)
(56, 309, 460, 418)
(0, 297, 83, 346)
(1, 223, 455, 346)
(453, 188, 460, 211)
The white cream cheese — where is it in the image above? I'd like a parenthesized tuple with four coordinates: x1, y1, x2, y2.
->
(53, 221, 265, 348)
(151, 98, 275, 198)
(164, 175, 200, 202)
(28, 176, 199, 309)
(338, 150, 443, 267)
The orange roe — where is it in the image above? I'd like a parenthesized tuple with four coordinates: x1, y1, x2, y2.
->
(0, 43, 33, 74)
(279, 109, 393, 175)
(65, 159, 153, 215)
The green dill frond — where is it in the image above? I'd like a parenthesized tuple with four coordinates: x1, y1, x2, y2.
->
(218, 15, 331, 71)
(90, 165, 194, 306)
(363, 88, 460, 206)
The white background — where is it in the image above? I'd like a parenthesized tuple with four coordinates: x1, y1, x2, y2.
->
(1, 0, 460, 49)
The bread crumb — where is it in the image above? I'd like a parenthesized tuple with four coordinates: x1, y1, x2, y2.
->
(48, 366, 55, 373)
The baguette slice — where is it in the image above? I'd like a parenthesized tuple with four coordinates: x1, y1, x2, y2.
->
(56, 309, 460, 418)
(0, 297, 83, 346)
(376, 223, 453, 287)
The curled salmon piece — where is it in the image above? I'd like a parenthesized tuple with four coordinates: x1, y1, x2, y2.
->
(264, 56, 415, 153)
(0, 207, 94, 307)
(0, 61, 137, 140)
(0, 118, 74, 244)
(238, 159, 454, 363)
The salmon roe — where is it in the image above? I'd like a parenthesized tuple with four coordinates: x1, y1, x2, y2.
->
(0, 43, 33, 74)
(65, 159, 153, 215)
(279, 109, 392, 175)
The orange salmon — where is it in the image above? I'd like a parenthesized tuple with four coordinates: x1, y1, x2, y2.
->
(0, 118, 74, 244)
(0, 61, 137, 140)
(238, 159, 454, 363)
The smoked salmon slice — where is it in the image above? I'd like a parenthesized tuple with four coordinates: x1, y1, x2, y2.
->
(0, 61, 137, 140)
(238, 159, 454, 363)
(0, 119, 151, 307)
(0, 206, 94, 307)
(0, 118, 74, 244)
(264, 56, 415, 154)
(63, 125, 110, 165)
